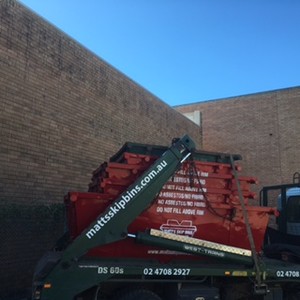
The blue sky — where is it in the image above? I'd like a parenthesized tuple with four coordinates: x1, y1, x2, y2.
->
(19, 0, 300, 106)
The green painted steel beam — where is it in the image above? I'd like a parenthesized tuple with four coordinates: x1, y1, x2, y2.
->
(36, 135, 196, 299)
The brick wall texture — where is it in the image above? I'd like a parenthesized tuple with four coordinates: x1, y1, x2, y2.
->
(175, 87, 300, 197)
(0, 1, 201, 298)
(0, 0, 201, 205)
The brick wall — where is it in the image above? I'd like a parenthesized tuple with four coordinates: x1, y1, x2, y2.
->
(0, 1, 201, 298)
(175, 87, 300, 197)
(0, 0, 201, 205)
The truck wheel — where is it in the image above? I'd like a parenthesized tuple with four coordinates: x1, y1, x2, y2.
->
(113, 289, 162, 300)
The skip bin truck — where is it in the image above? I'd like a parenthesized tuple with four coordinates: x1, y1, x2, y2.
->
(32, 135, 300, 300)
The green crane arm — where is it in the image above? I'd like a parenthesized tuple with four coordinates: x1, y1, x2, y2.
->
(35, 135, 195, 300)
(62, 135, 195, 262)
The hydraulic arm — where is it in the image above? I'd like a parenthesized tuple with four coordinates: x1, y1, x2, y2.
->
(34, 135, 195, 299)
(63, 135, 195, 260)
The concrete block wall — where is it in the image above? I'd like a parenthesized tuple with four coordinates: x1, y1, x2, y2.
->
(175, 87, 300, 196)
(0, 1, 201, 297)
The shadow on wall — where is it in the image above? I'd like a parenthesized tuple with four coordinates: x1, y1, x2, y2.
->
(0, 202, 65, 300)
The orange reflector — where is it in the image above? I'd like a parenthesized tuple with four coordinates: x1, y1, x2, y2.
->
(44, 283, 52, 289)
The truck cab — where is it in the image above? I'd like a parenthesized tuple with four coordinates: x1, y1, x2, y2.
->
(261, 172, 300, 258)
(278, 186, 300, 236)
